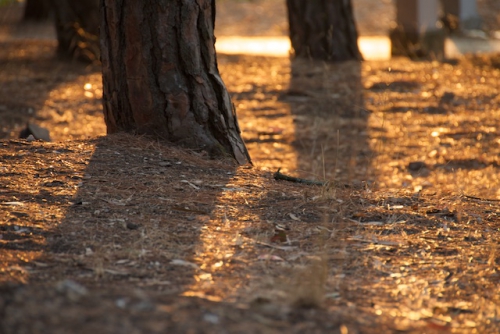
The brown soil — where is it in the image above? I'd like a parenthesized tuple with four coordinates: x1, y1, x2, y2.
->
(2, 2, 500, 334)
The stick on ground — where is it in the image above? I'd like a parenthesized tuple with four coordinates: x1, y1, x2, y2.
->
(273, 168, 327, 186)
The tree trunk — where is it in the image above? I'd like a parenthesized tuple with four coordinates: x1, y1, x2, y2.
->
(100, 0, 251, 165)
(24, 0, 52, 21)
(286, 0, 362, 62)
(51, 0, 99, 63)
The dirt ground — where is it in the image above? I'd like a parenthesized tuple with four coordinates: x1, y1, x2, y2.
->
(1, 1, 500, 334)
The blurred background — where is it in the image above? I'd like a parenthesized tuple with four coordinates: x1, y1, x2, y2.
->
(1, 0, 499, 52)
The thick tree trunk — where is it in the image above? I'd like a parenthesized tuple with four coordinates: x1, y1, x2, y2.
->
(24, 0, 52, 21)
(51, 0, 99, 63)
(100, 0, 251, 165)
(287, 0, 362, 62)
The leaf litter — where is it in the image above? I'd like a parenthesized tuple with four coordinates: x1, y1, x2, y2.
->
(1, 15, 500, 334)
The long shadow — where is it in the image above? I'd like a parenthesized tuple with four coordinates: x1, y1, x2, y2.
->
(0, 38, 103, 289)
(2, 55, 496, 332)
(284, 58, 371, 185)
(0, 133, 247, 332)
(0, 28, 241, 329)
(212, 54, 376, 323)
(1, 2, 498, 328)
(256, 56, 500, 331)
(3, 130, 353, 331)
(4, 45, 498, 332)
(1, 54, 375, 331)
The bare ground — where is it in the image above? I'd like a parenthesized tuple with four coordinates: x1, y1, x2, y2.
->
(1, 2, 500, 334)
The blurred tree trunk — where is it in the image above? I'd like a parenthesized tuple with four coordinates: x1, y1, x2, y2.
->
(100, 0, 251, 165)
(286, 0, 362, 61)
(51, 0, 99, 63)
(23, 0, 52, 21)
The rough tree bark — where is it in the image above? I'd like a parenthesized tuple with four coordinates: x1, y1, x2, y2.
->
(51, 0, 99, 63)
(287, 0, 362, 61)
(100, 0, 251, 165)
(23, 0, 52, 21)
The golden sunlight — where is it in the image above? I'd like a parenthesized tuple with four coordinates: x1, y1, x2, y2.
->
(0, 143, 95, 284)
(182, 168, 271, 302)
(216, 36, 392, 61)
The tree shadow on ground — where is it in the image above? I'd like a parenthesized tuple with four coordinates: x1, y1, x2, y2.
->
(215, 54, 378, 329)
(0, 134, 249, 332)
(1, 52, 374, 332)
(222, 54, 373, 185)
(284, 58, 371, 185)
(0, 133, 355, 332)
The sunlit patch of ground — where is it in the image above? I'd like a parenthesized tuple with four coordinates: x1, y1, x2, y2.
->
(216, 36, 392, 60)
(2, 39, 500, 334)
(0, 40, 105, 140)
(0, 140, 94, 284)
(182, 167, 272, 302)
(364, 58, 500, 198)
(1, 0, 500, 331)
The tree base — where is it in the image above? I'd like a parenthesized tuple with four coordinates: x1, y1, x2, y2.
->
(390, 26, 446, 60)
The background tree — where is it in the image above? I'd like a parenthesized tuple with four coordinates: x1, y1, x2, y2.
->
(100, 0, 251, 165)
(287, 0, 362, 61)
(51, 0, 99, 63)
(23, 0, 52, 21)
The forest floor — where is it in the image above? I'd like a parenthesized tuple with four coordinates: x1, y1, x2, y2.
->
(1, 1, 500, 334)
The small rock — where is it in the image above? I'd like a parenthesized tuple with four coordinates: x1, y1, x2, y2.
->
(56, 279, 88, 301)
(19, 123, 51, 142)
(439, 92, 455, 104)
(26, 134, 36, 142)
(126, 222, 140, 230)
(203, 313, 220, 324)
(408, 161, 427, 171)
(131, 300, 155, 311)
(115, 297, 128, 309)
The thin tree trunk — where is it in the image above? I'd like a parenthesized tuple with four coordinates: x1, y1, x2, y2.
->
(100, 0, 251, 165)
(24, 0, 52, 21)
(287, 0, 362, 62)
(51, 0, 99, 63)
